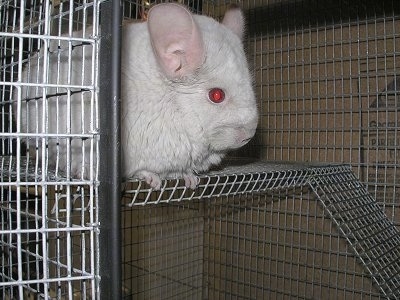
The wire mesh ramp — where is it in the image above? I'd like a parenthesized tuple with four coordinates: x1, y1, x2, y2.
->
(309, 166, 400, 299)
(123, 161, 400, 298)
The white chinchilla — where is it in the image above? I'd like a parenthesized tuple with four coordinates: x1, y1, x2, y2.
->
(121, 3, 258, 189)
(15, 3, 258, 189)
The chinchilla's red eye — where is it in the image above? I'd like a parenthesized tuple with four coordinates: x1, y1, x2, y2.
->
(208, 88, 225, 103)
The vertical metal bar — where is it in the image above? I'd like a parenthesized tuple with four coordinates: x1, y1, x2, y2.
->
(16, 1, 25, 299)
(41, 1, 52, 298)
(90, 2, 101, 298)
(66, 2, 74, 298)
(98, 0, 121, 298)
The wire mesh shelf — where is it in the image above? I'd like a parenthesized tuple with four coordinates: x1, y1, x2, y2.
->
(122, 160, 312, 206)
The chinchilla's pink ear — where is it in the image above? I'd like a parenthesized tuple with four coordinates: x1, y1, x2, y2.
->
(148, 3, 205, 79)
(222, 4, 245, 40)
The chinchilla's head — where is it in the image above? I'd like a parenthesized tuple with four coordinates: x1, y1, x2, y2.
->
(148, 3, 258, 153)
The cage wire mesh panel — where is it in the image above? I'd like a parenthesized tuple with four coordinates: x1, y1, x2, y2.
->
(122, 162, 400, 299)
(120, 0, 400, 299)
(309, 165, 400, 298)
(248, 0, 400, 226)
(0, 0, 102, 299)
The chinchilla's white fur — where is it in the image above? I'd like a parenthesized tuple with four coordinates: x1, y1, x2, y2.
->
(16, 3, 258, 189)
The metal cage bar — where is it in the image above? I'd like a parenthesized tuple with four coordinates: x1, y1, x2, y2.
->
(98, 0, 122, 298)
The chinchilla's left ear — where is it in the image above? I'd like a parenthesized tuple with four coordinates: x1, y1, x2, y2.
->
(147, 3, 205, 79)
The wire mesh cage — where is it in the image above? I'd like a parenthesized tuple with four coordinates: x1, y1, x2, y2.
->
(1, 0, 400, 299)
(0, 0, 104, 298)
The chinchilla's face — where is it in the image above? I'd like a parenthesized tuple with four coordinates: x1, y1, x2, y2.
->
(147, 3, 258, 152)
(173, 14, 258, 152)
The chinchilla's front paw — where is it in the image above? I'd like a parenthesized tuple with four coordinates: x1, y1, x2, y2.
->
(137, 170, 163, 190)
(183, 173, 200, 189)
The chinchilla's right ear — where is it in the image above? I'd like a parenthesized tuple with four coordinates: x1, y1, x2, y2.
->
(147, 3, 205, 79)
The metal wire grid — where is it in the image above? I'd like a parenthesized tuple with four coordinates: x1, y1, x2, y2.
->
(121, 162, 400, 298)
(122, 161, 311, 206)
(0, 0, 101, 299)
(202, 192, 383, 299)
(1, 186, 97, 299)
(121, 201, 205, 299)
(309, 165, 400, 298)
(121, 180, 391, 299)
(122, 0, 203, 21)
(249, 0, 400, 227)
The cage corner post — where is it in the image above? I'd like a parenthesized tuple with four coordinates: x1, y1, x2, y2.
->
(98, 0, 122, 298)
